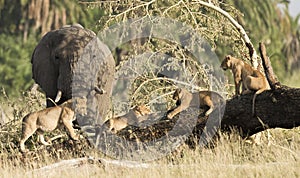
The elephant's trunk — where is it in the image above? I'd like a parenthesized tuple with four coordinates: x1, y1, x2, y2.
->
(55, 90, 62, 102)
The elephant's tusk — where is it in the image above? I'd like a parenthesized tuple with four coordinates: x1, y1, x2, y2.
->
(55, 90, 62, 102)
(46, 98, 58, 106)
(94, 86, 106, 94)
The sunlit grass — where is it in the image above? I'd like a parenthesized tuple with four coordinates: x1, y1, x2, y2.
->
(282, 70, 300, 88)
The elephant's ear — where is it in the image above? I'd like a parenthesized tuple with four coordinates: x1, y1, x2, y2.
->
(31, 38, 58, 98)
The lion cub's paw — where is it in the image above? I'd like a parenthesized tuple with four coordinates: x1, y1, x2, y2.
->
(20, 148, 29, 153)
(167, 113, 173, 119)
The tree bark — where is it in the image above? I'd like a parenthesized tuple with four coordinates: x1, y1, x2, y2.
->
(221, 86, 300, 137)
(259, 42, 281, 89)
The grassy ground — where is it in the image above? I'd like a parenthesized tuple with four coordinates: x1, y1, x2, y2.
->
(0, 127, 299, 178)
(0, 89, 299, 178)
(282, 70, 300, 88)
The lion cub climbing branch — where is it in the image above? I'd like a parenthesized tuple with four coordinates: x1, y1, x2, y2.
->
(103, 105, 151, 133)
(20, 100, 79, 152)
(220, 55, 269, 114)
(167, 88, 224, 119)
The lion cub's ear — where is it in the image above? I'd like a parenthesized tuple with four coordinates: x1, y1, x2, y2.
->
(60, 99, 73, 108)
(173, 88, 182, 100)
(135, 105, 151, 116)
(225, 55, 231, 61)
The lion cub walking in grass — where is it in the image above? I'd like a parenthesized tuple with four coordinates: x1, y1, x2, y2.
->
(20, 100, 79, 152)
(167, 88, 224, 119)
(220, 55, 269, 114)
(103, 105, 151, 133)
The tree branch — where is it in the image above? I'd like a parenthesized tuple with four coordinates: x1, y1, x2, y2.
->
(196, 0, 259, 69)
(29, 157, 150, 176)
(259, 42, 281, 89)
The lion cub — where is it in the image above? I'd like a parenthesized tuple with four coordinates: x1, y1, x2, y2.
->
(167, 88, 224, 119)
(20, 100, 79, 152)
(103, 105, 151, 133)
(220, 55, 269, 114)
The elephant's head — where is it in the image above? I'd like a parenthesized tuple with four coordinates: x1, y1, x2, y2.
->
(31, 24, 96, 107)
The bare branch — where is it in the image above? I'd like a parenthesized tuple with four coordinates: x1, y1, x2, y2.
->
(132, 77, 206, 98)
(259, 42, 281, 89)
(29, 157, 151, 176)
(195, 0, 260, 69)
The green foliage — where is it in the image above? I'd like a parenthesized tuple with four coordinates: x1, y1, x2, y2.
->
(225, 0, 300, 79)
(0, 0, 104, 97)
(87, 0, 249, 104)
(0, 34, 36, 97)
(0, 0, 105, 36)
(96, 0, 245, 54)
(83, 0, 300, 107)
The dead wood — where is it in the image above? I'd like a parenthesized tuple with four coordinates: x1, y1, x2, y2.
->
(259, 42, 281, 89)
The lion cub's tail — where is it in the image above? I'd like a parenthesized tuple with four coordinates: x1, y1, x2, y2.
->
(252, 89, 265, 116)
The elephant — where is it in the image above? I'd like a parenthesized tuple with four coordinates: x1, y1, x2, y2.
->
(31, 24, 116, 126)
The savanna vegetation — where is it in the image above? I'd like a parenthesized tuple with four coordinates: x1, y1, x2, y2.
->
(0, 0, 299, 177)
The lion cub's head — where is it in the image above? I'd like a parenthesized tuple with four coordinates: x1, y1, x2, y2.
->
(103, 105, 151, 133)
(133, 105, 151, 116)
(220, 55, 232, 71)
(172, 88, 187, 101)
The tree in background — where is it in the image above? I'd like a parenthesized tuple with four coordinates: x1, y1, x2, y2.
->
(0, 0, 103, 97)
(224, 0, 300, 78)
(281, 8, 300, 73)
(0, 0, 103, 39)
(90, 0, 300, 77)
(86, 0, 299, 101)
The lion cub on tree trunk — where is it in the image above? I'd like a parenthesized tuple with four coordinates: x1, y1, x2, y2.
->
(20, 100, 79, 152)
(167, 88, 224, 119)
(220, 55, 269, 114)
(103, 105, 151, 133)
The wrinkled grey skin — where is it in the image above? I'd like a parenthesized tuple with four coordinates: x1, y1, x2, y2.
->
(31, 25, 115, 125)
(73, 37, 116, 126)
(32, 24, 97, 107)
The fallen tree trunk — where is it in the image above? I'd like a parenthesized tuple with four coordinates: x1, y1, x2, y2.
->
(114, 85, 300, 141)
(221, 85, 300, 137)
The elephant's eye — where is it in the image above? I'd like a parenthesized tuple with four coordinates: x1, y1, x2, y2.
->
(54, 55, 60, 64)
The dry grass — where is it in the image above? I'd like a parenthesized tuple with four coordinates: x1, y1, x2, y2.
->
(0, 91, 299, 178)
(282, 70, 300, 88)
